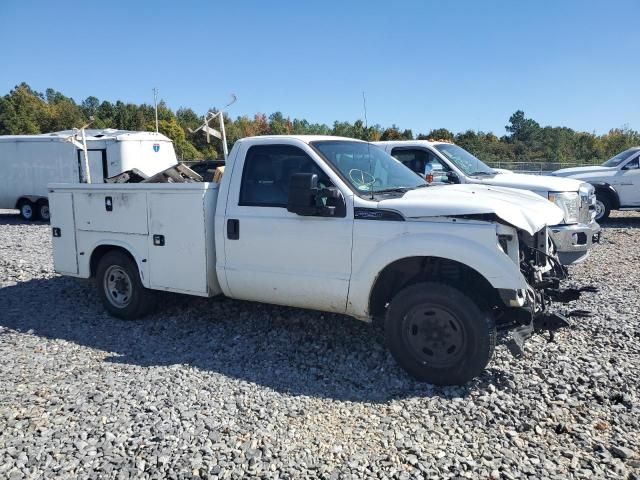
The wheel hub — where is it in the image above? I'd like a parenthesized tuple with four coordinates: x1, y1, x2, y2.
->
(104, 266, 132, 308)
(21, 204, 33, 219)
(404, 304, 467, 367)
(595, 200, 605, 220)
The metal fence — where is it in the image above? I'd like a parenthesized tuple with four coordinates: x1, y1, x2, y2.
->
(180, 159, 597, 176)
(485, 161, 599, 175)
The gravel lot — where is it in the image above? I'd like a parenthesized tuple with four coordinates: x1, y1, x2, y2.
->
(0, 209, 638, 479)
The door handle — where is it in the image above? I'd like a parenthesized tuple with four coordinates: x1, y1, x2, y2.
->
(227, 219, 239, 240)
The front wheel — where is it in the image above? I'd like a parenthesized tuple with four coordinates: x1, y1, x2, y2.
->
(594, 194, 611, 221)
(385, 282, 496, 385)
(96, 250, 155, 319)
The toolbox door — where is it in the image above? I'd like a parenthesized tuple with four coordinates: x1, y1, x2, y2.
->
(147, 192, 208, 295)
(49, 191, 78, 275)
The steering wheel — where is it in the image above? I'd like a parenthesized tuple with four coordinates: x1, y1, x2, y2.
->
(348, 169, 376, 189)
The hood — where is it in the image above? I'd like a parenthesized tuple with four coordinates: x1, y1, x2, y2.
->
(378, 184, 565, 235)
(480, 172, 583, 193)
(552, 165, 615, 177)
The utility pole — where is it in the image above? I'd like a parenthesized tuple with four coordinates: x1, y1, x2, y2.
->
(153, 87, 159, 133)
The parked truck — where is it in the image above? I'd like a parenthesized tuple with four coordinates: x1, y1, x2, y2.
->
(0, 129, 178, 221)
(49, 135, 585, 385)
(374, 140, 601, 265)
(551, 147, 640, 221)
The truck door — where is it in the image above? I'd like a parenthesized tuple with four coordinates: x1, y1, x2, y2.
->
(222, 144, 353, 313)
(77, 149, 107, 183)
(615, 155, 640, 206)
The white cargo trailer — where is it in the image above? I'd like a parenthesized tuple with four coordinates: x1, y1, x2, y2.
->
(0, 129, 179, 220)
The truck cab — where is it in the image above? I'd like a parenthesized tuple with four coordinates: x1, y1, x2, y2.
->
(50, 136, 585, 386)
(374, 140, 601, 265)
(552, 147, 640, 221)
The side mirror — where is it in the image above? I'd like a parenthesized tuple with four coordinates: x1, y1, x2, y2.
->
(446, 171, 461, 184)
(287, 173, 338, 216)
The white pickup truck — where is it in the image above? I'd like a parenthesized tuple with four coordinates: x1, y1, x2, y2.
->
(374, 141, 601, 265)
(49, 135, 584, 385)
(552, 147, 640, 221)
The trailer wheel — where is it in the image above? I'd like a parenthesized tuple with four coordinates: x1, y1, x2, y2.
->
(385, 282, 496, 385)
(96, 251, 155, 319)
(36, 200, 50, 222)
(17, 200, 36, 221)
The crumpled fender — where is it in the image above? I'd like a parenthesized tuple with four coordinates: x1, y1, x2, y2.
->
(346, 229, 527, 319)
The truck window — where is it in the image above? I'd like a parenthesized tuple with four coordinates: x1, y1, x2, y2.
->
(623, 157, 639, 170)
(390, 148, 447, 175)
(239, 145, 329, 207)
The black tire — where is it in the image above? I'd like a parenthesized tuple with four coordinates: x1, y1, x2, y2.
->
(36, 200, 50, 222)
(385, 282, 496, 385)
(95, 250, 155, 319)
(17, 200, 36, 221)
(594, 193, 611, 221)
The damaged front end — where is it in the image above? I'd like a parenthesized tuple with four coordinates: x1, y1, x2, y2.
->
(495, 225, 597, 357)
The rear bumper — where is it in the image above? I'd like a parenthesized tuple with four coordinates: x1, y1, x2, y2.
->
(550, 221, 601, 265)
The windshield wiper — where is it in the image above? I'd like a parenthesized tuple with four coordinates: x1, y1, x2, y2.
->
(470, 171, 495, 176)
(372, 187, 414, 194)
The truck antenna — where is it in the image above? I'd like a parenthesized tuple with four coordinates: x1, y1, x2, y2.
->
(153, 88, 159, 133)
(363, 91, 374, 200)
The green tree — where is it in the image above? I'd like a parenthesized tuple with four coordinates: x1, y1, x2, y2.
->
(0, 83, 51, 134)
(505, 110, 540, 143)
(420, 128, 454, 141)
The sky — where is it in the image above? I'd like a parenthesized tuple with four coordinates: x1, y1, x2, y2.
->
(1, 0, 638, 136)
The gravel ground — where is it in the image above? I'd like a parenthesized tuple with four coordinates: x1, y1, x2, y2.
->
(0, 209, 638, 479)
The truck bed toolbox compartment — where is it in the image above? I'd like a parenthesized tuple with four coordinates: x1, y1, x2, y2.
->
(75, 190, 148, 234)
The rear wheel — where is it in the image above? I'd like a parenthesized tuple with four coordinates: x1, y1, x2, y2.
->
(594, 194, 611, 221)
(36, 200, 50, 222)
(385, 282, 496, 385)
(17, 200, 36, 221)
(96, 251, 155, 319)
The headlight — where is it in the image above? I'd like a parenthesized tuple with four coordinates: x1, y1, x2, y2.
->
(548, 192, 580, 223)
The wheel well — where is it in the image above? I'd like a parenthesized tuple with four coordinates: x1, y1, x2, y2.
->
(89, 245, 136, 278)
(594, 186, 620, 209)
(15, 197, 31, 209)
(368, 256, 502, 319)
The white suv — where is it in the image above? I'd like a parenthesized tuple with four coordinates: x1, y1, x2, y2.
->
(552, 147, 640, 221)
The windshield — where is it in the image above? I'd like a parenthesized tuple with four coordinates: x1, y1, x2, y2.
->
(602, 148, 640, 167)
(433, 143, 495, 176)
(311, 141, 425, 194)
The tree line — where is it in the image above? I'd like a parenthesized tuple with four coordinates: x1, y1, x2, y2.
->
(1, 83, 638, 167)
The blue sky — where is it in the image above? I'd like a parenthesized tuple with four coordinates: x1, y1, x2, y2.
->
(1, 0, 638, 136)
